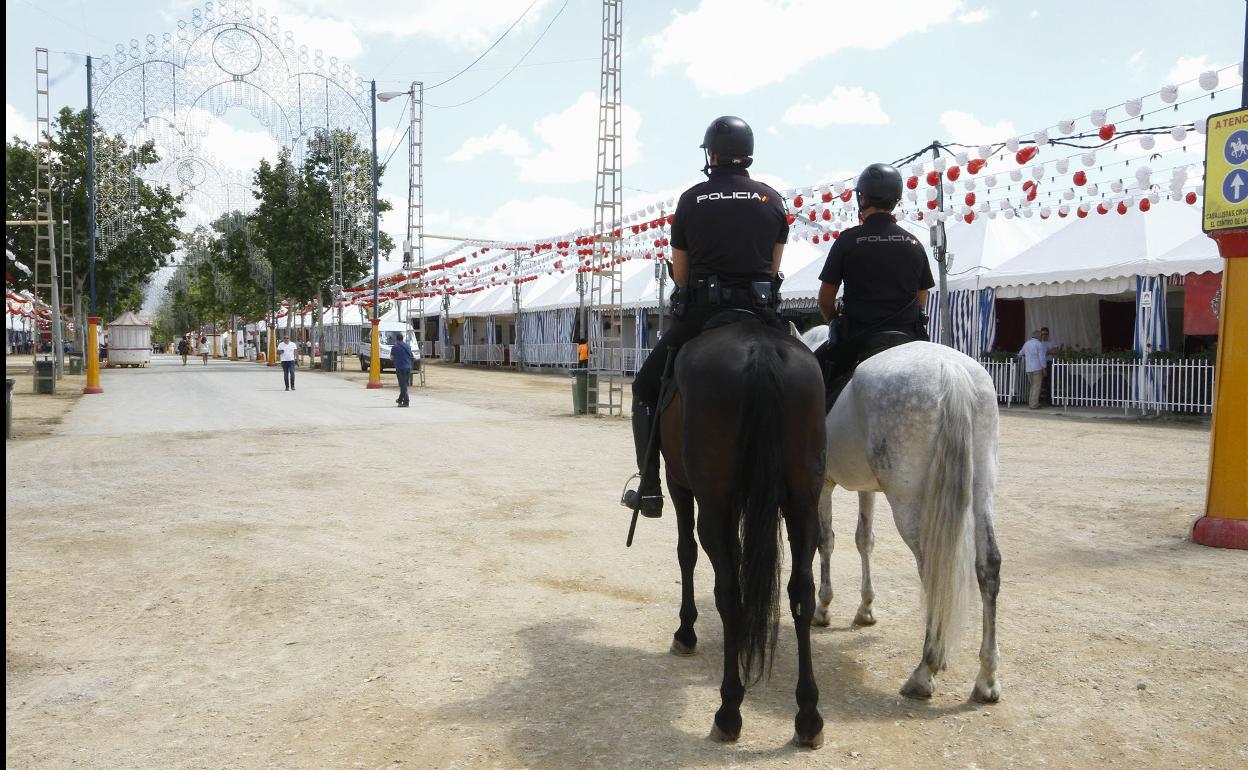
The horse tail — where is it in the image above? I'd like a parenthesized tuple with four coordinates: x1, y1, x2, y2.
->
(736, 334, 786, 684)
(918, 361, 977, 672)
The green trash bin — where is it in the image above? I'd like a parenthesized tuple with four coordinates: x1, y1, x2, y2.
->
(6, 378, 14, 439)
(571, 368, 598, 414)
(321, 350, 338, 372)
(67, 356, 83, 375)
(34, 360, 56, 394)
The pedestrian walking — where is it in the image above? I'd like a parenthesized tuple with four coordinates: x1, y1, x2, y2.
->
(199, 335, 210, 366)
(1019, 330, 1049, 409)
(390, 334, 415, 407)
(177, 335, 190, 365)
(277, 334, 298, 391)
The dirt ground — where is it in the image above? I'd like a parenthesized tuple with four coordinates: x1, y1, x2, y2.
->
(5, 357, 1246, 769)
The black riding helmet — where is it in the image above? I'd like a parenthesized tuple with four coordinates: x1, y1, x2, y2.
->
(855, 162, 903, 211)
(700, 116, 753, 176)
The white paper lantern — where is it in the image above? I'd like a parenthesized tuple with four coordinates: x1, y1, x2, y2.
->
(1005, 137, 1020, 152)
(647, 204, 656, 214)
(1056, 158, 1070, 174)
(1171, 126, 1188, 141)
(986, 174, 998, 188)
(925, 186, 938, 201)
(988, 209, 998, 219)
(1111, 179, 1124, 194)
(1082, 152, 1097, 167)
(962, 205, 973, 217)
(1059, 204, 1070, 216)
(1140, 135, 1156, 151)
(955, 151, 969, 165)
(1090, 109, 1107, 127)
(1063, 188, 1075, 200)
(905, 189, 918, 202)
(832, 181, 845, 195)
(999, 199, 1011, 211)
(1059, 119, 1076, 134)
(909, 164, 923, 177)
(1160, 84, 1179, 103)
(1004, 208, 1016, 219)
(1032, 165, 1045, 180)
(978, 201, 990, 212)
(1199, 70, 1219, 90)
(1009, 168, 1023, 182)
(1172, 167, 1189, 183)
(933, 156, 947, 172)
(1040, 206, 1052, 218)
(1148, 191, 1161, 204)
(978, 144, 992, 160)
(1078, 203, 1090, 214)
(964, 179, 976, 191)
(1194, 116, 1207, 135)
(937, 211, 948, 222)
(1087, 184, 1099, 196)
(1125, 98, 1143, 117)
(1134, 165, 1152, 182)
(1023, 206, 1034, 218)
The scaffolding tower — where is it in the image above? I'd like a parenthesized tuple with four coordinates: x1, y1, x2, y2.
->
(406, 82, 427, 386)
(59, 166, 77, 349)
(589, 0, 624, 416)
(34, 48, 64, 377)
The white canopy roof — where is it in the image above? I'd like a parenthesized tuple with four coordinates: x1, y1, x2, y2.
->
(949, 201, 1219, 297)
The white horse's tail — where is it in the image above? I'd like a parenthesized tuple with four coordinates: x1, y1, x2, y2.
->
(918, 362, 977, 672)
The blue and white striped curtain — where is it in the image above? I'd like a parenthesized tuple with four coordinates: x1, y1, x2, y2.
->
(1133, 275, 1168, 355)
(949, 290, 978, 357)
(978, 287, 997, 355)
(635, 308, 648, 348)
(463, 318, 475, 346)
(924, 292, 942, 343)
(485, 315, 497, 347)
(519, 308, 577, 345)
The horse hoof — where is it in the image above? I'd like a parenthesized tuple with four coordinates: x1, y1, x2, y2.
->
(971, 681, 1001, 704)
(670, 638, 697, 656)
(900, 680, 935, 700)
(852, 609, 876, 626)
(708, 723, 739, 743)
(793, 729, 824, 749)
(812, 610, 831, 628)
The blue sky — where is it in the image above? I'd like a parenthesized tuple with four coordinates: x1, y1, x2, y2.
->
(6, 0, 1243, 277)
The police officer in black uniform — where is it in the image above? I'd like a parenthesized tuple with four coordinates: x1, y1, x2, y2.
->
(622, 115, 789, 519)
(817, 162, 933, 399)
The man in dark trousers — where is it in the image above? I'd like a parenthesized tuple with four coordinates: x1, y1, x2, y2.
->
(817, 162, 933, 400)
(390, 334, 415, 407)
(622, 115, 789, 519)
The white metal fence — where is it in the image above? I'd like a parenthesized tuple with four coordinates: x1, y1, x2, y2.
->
(460, 344, 506, 365)
(977, 359, 1022, 407)
(510, 342, 580, 368)
(1050, 358, 1216, 414)
(590, 347, 651, 374)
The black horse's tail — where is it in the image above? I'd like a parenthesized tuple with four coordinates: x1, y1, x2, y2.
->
(736, 335, 786, 684)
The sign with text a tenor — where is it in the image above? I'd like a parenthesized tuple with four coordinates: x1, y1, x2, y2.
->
(1203, 106, 1248, 232)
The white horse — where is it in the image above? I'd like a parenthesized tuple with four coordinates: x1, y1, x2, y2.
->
(801, 327, 1002, 703)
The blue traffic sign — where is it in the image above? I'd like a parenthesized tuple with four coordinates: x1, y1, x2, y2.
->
(1224, 130, 1248, 165)
(1223, 168, 1248, 204)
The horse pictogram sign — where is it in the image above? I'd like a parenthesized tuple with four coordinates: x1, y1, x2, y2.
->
(1204, 107, 1248, 232)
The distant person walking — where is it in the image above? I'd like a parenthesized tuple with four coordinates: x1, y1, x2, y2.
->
(1019, 330, 1049, 409)
(198, 335, 210, 366)
(178, 335, 190, 365)
(277, 334, 298, 391)
(390, 334, 415, 407)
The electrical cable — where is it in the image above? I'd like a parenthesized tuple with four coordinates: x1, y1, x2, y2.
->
(423, 0, 540, 91)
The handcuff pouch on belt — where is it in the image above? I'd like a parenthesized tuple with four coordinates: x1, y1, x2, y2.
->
(681, 274, 780, 313)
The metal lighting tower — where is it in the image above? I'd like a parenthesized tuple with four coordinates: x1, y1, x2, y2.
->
(404, 83, 426, 386)
(34, 48, 64, 380)
(589, 0, 624, 416)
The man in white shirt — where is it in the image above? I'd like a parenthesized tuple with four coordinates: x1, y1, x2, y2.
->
(277, 334, 299, 391)
(1018, 330, 1048, 409)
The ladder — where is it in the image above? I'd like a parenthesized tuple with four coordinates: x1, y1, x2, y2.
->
(589, 0, 624, 416)
(34, 48, 64, 377)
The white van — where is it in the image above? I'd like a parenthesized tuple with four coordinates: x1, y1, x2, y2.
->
(357, 321, 421, 371)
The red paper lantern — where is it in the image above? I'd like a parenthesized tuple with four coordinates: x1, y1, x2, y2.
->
(786, 214, 796, 225)
(821, 191, 834, 203)
(926, 171, 940, 187)
(963, 212, 975, 224)
(965, 192, 976, 206)
(1096, 203, 1109, 215)
(926, 199, 938, 210)
(1117, 201, 1128, 215)
(946, 165, 961, 182)
(831, 230, 841, 239)
(822, 232, 831, 242)
(968, 159, 986, 175)
(1015, 146, 1038, 164)
(811, 235, 820, 244)
(821, 209, 832, 221)
(1098, 124, 1115, 141)
(906, 175, 919, 189)
(840, 189, 853, 203)
(1139, 198, 1151, 212)
(793, 195, 804, 208)
(1073, 170, 1087, 186)
(809, 209, 817, 221)
(1076, 207, 1088, 218)
(1185, 191, 1198, 204)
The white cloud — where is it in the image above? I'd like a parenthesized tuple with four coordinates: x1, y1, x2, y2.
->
(780, 87, 890, 128)
(939, 110, 1016, 145)
(196, 114, 283, 171)
(515, 93, 643, 185)
(448, 125, 532, 162)
(1166, 55, 1241, 88)
(279, 9, 364, 61)
(642, 0, 963, 96)
(6, 103, 37, 144)
(273, 0, 556, 50)
(1128, 49, 1145, 73)
(958, 8, 990, 23)
(427, 195, 592, 241)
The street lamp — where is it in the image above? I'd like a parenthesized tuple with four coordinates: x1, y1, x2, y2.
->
(364, 79, 384, 389)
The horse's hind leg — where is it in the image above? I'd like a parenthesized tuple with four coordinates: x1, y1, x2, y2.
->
(784, 499, 824, 748)
(853, 491, 878, 627)
(698, 504, 745, 743)
(670, 481, 699, 656)
(813, 484, 835, 627)
(971, 474, 1002, 703)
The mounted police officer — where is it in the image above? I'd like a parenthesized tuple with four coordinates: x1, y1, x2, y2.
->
(622, 115, 790, 519)
(817, 162, 934, 401)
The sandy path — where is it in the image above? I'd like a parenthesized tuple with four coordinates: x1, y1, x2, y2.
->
(6, 356, 1246, 769)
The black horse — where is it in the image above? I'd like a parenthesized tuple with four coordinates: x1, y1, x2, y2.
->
(657, 316, 827, 747)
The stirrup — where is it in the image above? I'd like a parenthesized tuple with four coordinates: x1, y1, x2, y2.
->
(620, 474, 663, 518)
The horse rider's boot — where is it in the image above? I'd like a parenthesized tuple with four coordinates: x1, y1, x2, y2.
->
(622, 400, 664, 518)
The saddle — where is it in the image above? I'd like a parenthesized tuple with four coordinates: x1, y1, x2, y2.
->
(820, 330, 919, 412)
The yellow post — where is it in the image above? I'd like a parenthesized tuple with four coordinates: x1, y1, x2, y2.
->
(83, 316, 103, 394)
(267, 314, 278, 367)
(1194, 106, 1248, 549)
(367, 317, 383, 389)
